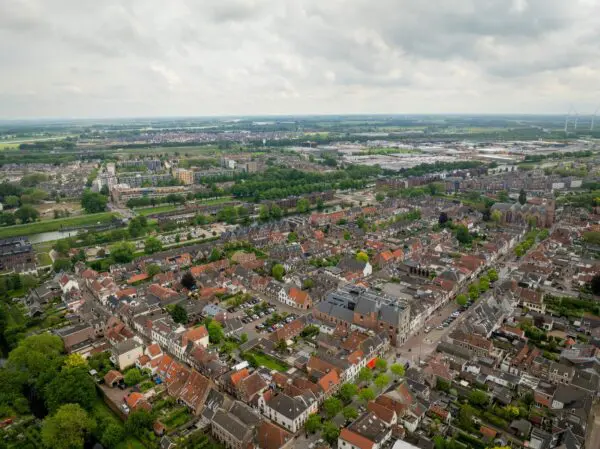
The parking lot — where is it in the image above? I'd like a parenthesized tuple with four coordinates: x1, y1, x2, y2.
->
(224, 296, 302, 340)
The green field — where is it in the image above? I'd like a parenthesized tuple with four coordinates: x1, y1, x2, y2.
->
(135, 205, 180, 216)
(36, 252, 52, 266)
(246, 351, 289, 372)
(0, 212, 119, 239)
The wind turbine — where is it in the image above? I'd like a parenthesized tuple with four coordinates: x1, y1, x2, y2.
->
(591, 106, 599, 131)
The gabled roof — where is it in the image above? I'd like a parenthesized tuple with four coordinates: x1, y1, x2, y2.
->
(256, 421, 293, 449)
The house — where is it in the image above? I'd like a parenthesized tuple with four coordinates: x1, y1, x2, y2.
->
(337, 256, 372, 279)
(147, 284, 180, 304)
(178, 370, 212, 415)
(281, 286, 312, 310)
(258, 391, 318, 433)
(104, 370, 124, 387)
(255, 421, 293, 449)
(58, 274, 79, 293)
(210, 401, 262, 449)
(55, 323, 95, 352)
(338, 412, 392, 449)
(112, 338, 144, 370)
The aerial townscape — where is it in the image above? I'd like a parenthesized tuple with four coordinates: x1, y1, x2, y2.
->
(2, 2, 600, 449)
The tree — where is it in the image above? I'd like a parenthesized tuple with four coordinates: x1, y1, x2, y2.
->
(356, 251, 369, 263)
(468, 283, 480, 301)
(271, 263, 285, 281)
(240, 333, 248, 344)
(111, 242, 135, 263)
(287, 232, 298, 243)
(343, 406, 358, 421)
(343, 231, 351, 240)
(591, 274, 600, 295)
(456, 294, 468, 306)
(390, 363, 405, 378)
(144, 237, 162, 254)
(41, 404, 95, 449)
(323, 397, 343, 418)
(455, 225, 472, 245)
(81, 189, 107, 213)
(302, 278, 314, 290)
(375, 192, 385, 202)
(128, 216, 148, 238)
(359, 387, 375, 402)
(374, 358, 387, 372)
(339, 383, 359, 403)
(124, 368, 144, 386)
(45, 366, 97, 412)
(14, 205, 39, 223)
(491, 209, 502, 224)
(296, 198, 310, 213)
(53, 258, 72, 273)
(8, 334, 64, 385)
(270, 204, 283, 219)
(498, 190, 510, 202)
(478, 275, 490, 293)
(181, 271, 196, 290)
(358, 367, 373, 383)
(518, 188, 527, 205)
(5, 195, 19, 208)
(322, 421, 340, 445)
(259, 205, 270, 221)
(305, 414, 322, 434)
(208, 248, 222, 262)
(146, 263, 161, 278)
(125, 409, 153, 438)
(169, 304, 188, 324)
(439, 212, 449, 225)
(487, 268, 499, 283)
(316, 198, 325, 210)
(275, 339, 288, 352)
(468, 389, 489, 407)
(100, 423, 124, 449)
(64, 353, 88, 370)
(207, 320, 224, 344)
(374, 374, 390, 390)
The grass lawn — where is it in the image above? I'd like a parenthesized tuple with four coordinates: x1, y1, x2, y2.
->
(247, 351, 289, 372)
(197, 196, 234, 206)
(162, 406, 192, 430)
(135, 205, 180, 216)
(36, 252, 52, 266)
(115, 438, 147, 449)
(0, 212, 119, 238)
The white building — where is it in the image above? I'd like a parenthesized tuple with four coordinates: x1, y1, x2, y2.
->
(258, 392, 317, 433)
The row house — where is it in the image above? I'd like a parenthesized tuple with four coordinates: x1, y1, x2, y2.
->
(257, 390, 318, 433)
(277, 285, 313, 310)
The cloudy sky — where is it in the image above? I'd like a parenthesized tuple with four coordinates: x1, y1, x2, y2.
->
(2, 0, 600, 119)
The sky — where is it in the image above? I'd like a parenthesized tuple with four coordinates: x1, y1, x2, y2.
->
(2, 0, 600, 119)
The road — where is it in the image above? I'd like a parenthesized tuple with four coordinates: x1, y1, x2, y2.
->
(586, 403, 600, 449)
(392, 300, 466, 365)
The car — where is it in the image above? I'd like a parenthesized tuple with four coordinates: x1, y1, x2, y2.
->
(255, 324, 263, 330)
(118, 383, 126, 390)
(437, 325, 444, 330)
(252, 314, 259, 320)
(121, 404, 130, 414)
(443, 322, 449, 327)
(259, 311, 265, 317)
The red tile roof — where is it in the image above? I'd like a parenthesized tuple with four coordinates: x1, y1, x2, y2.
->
(339, 428, 375, 449)
(127, 273, 149, 284)
(256, 421, 293, 449)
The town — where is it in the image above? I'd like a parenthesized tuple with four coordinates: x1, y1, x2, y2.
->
(1, 116, 600, 449)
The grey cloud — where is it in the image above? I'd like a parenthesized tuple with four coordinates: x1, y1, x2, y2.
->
(0, 0, 599, 118)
